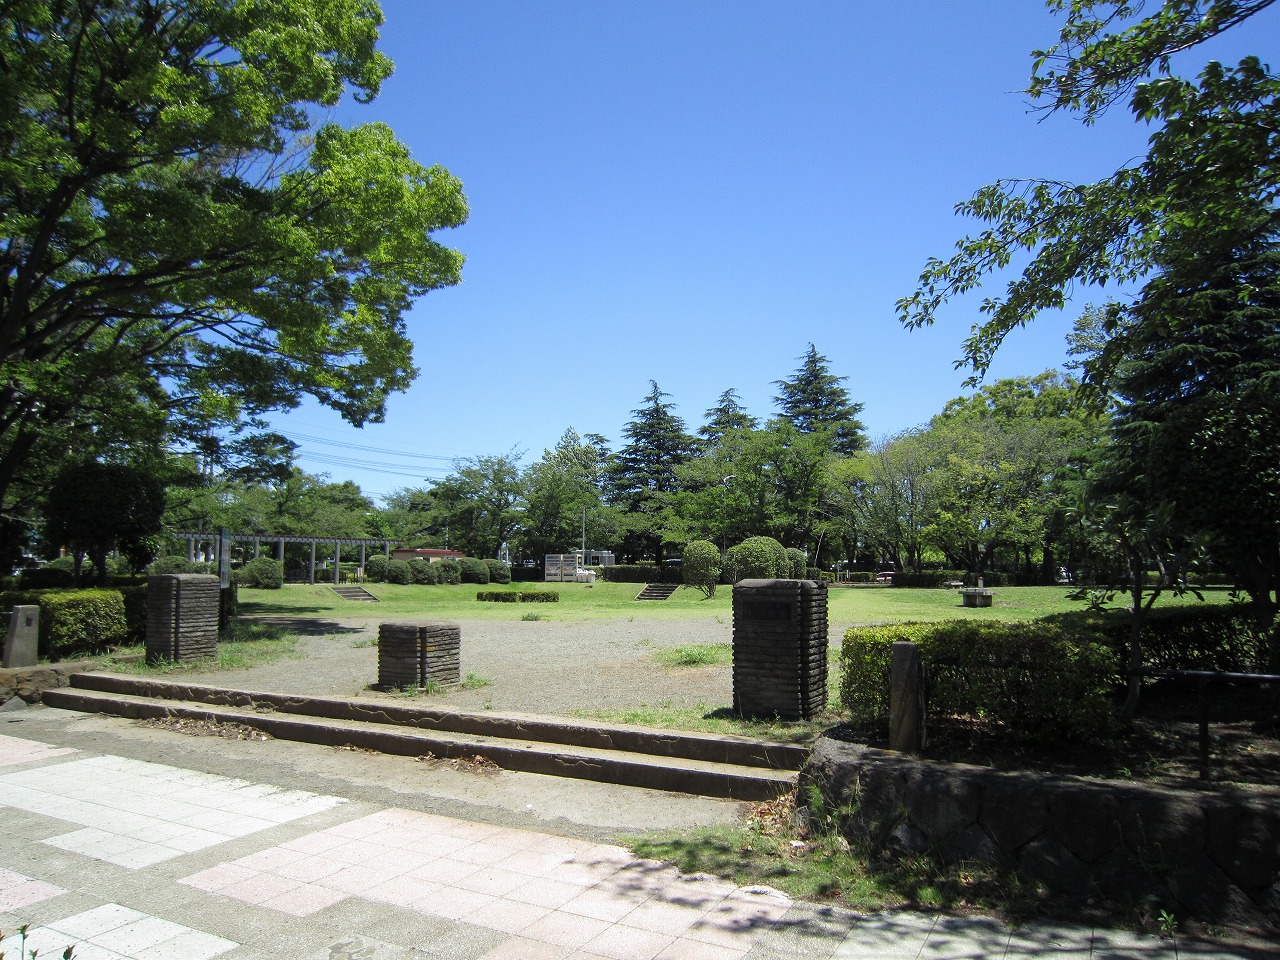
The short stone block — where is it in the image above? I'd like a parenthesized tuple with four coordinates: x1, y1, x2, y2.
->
(146, 575, 220, 664)
(377, 621, 461, 690)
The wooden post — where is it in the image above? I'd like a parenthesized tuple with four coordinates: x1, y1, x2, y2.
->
(890, 641, 925, 754)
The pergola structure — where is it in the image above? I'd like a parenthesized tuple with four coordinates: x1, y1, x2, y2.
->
(174, 532, 398, 585)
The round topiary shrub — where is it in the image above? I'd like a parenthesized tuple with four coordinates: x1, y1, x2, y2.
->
(485, 559, 511, 584)
(459, 557, 490, 584)
(385, 559, 412, 584)
(435, 558, 461, 585)
(682, 540, 721, 598)
(147, 555, 194, 575)
(725, 536, 789, 582)
(364, 554, 390, 583)
(235, 557, 284, 590)
(786, 548, 808, 580)
(409, 558, 439, 584)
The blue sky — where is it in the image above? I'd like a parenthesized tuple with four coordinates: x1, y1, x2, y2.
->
(267, 1, 1248, 501)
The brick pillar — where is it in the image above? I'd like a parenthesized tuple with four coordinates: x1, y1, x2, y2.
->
(147, 574, 220, 664)
(732, 579, 828, 720)
(377, 621, 461, 690)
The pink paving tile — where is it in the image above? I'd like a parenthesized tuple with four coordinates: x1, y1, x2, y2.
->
(456, 866, 527, 898)
(477, 936, 572, 960)
(499, 849, 576, 877)
(178, 863, 260, 893)
(407, 857, 479, 885)
(0, 877, 65, 912)
(326, 816, 390, 839)
(658, 875, 736, 910)
(258, 882, 349, 917)
(441, 820, 506, 841)
(554, 858, 625, 887)
(423, 886, 497, 921)
(322, 864, 389, 895)
(520, 910, 613, 951)
(234, 846, 309, 871)
(364, 875, 440, 907)
(560, 886, 644, 924)
(455, 840, 523, 866)
(462, 897, 552, 934)
(581, 924, 674, 960)
(322, 840, 386, 865)
(654, 938, 748, 960)
(506, 877, 588, 909)
(281, 831, 350, 855)
(576, 843, 636, 867)
(218, 873, 304, 905)
(275, 855, 345, 883)
(0, 734, 75, 768)
(617, 899, 704, 936)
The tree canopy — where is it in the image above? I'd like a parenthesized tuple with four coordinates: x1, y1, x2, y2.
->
(1, 0, 467, 554)
(773, 344, 866, 455)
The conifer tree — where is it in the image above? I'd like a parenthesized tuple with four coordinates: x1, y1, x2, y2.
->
(773, 345, 866, 455)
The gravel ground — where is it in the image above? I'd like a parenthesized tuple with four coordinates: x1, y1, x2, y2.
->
(191, 616, 741, 717)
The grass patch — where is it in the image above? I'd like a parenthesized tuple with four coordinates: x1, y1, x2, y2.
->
(102, 620, 299, 675)
(653, 644, 733, 667)
(570, 703, 839, 744)
(461, 672, 492, 689)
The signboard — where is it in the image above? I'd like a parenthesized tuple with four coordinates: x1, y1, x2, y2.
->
(218, 527, 232, 588)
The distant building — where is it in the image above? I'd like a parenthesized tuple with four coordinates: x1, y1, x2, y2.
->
(391, 548, 465, 563)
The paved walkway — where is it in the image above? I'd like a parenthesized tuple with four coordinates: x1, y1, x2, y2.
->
(0, 721, 1271, 960)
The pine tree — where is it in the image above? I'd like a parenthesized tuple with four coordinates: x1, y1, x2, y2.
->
(773, 345, 866, 455)
(698, 389, 758, 446)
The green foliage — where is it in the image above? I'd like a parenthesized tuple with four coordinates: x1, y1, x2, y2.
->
(458, 556, 491, 584)
(773, 343, 866, 455)
(725, 536, 789, 582)
(385, 559, 412, 585)
(40, 589, 128, 658)
(485, 559, 512, 584)
(599, 564, 682, 584)
(235, 557, 285, 590)
(786, 548, 808, 579)
(840, 619, 1116, 743)
(44, 462, 166, 585)
(18, 566, 73, 589)
(434, 558, 462, 586)
(148, 556, 197, 575)
(364, 554, 390, 583)
(409, 558, 439, 585)
(476, 590, 557, 603)
(118, 584, 148, 643)
(519, 591, 559, 603)
(681, 540, 722, 598)
(427, 454, 524, 559)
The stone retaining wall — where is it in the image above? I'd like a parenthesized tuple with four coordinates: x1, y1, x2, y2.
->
(800, 737, 1280, 933)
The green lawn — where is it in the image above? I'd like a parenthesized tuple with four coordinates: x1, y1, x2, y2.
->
(238, 580, 1232, 627)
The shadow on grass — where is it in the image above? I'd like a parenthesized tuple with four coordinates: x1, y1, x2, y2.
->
(238, 616, 363, 636)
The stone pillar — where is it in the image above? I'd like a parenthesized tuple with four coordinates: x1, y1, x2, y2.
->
(2, 606, 40, 669)
(732, 579, 828, 720)
(376, 621, 461, 690)
(333, 542, 341, 585)
(146, 574, 220, 664)
(890, 641, 925, 754)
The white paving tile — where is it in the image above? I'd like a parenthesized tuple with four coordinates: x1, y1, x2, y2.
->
(0, 755, 344, 868)
(29, 904, 237, 960)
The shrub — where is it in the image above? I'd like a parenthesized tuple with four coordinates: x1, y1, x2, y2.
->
(235, 557, 284, 590)
(435, 558, 462, 585)
(485, 559, 512, 584)
(682, 540, 721, 598)
(598, 564, 681, 584)
(840, 618, 1116, 744)
(148, 555, 195, 575)
(785, 548, 807, 579)
(806, 567, 825, 582)
(18, 566, 74, 589)
(39, 589, 128, 658)
(519, 591, 559, 602)
(477, 591, 521, 603)
(724, 536, 789, 582)
(118, 584, 147, 642)
(364, 554, 390, 583)
(409, 558, 439, 584)
(385, 559, 412, 585)
(459, 556, 490, 584)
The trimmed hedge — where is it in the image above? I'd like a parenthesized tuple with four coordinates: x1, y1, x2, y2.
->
(40, 589, 128, 658)
(476, 590, 559, 603)
(364, 554, 390, 582)
(409, 558, 439, 584)
(118, 584, 147, 643)
(485, 559, 512, 585)
(148, 555, 197, 575)
(18, 567, 74, 589)
(598, 564, 682, 584)
(682, 540, 721, 598)
(235, 557, 284, 589)
(385, 559, 412, 585)
(1041, 603, 1266, 673)
(459, 556, 490, 584)
(785, 548, 807, 580)
(435, 558, 462, 586)
(724, 536, 788, 582)
(840, 619, 1116, 743)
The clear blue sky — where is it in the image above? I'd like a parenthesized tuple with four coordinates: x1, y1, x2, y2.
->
(264, 1, 1238, 501)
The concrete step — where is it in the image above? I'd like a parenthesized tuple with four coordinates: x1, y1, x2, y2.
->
(635, 584, 679, 601)
(330, 586, 379, 601)
(44, 675, 803, 801)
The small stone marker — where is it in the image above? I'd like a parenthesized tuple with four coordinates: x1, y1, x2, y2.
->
(147, 574, 220, 664)
(377, 621, 461, 690)
(732, 579, 828, 720)
(2, 605, 40, 669)
(890, 641, 925, 754)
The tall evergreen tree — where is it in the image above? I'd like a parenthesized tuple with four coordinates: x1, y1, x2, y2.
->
(773, 344, 866, 455)
(698, 389, 758, 446)
(607, 382, 697, 561)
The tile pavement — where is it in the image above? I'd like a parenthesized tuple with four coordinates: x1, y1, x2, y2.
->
(0, 733, 1269, 960)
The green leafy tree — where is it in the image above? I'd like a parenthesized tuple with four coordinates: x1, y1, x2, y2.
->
(607, 382, 697, 562)
(897, 1, 1278, 379)
(681, 539, 722, 598)
(518, 429, 619, 562)
(428, 453, 525, 560)
(44, 461, 166, 585)
(843, 431, 942, 573)
(1, 0, 467, 558)
(773, 344, 866, 455)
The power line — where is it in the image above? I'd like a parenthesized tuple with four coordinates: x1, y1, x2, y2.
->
(281, 431, 459, 463)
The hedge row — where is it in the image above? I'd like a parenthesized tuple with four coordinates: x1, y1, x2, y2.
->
(364, 555, 511, 586)
(598, 565, 682, 584)
(840, 619, 1116, 743)
(476, 591, 560, 603)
